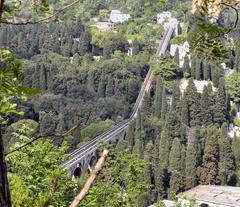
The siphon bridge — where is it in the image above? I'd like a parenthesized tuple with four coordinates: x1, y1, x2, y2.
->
(60, 27, 175, 178)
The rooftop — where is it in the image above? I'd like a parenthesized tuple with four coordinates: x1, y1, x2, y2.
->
(184, 185, 240, 207)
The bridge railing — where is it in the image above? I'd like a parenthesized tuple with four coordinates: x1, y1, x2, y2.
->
(61, 27, 174, 170)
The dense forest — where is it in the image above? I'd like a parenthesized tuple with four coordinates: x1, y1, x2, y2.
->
(1, 0, 240, 206)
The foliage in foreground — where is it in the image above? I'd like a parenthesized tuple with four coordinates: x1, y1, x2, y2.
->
(7, 126, 77, 207)
(79, 144, 150, 207)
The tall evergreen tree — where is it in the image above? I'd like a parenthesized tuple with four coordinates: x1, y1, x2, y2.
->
(232, 134, 240, 185)
(98, 73, 105, 97)
(203, 60, 210, 80)
(218, 123, 235, 185)
(133, 111, 144, 158)
(126, 121, 135, 152)
(200, 85, 212, 125)
(142, 92, 152, 116)
(171, 82, 181, 111)
(195, 59, 202, 80)
(169, 138, 182, 172)
(185, 78, 201, 127)
(168, 138, 183, 197)
(132, 39, 141, 55)
(182, 55, 191, 76)
(185, 144, 197, 189)
(154, 76, 163, 118)
(87, 70, 95, 93)
(200, 126, 219, 184)
(174, 48, 180, 67)
(211, 64, 219, 87)
(190, 57, 196, 79)
(161, 85, 167, 120)
(78, 31, 91, 56)
(106, 76, 114, 97)
(39, 63, 47, 90)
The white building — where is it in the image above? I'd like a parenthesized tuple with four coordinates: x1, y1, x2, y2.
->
(183, 185, 240, 207)
(150, 185, 240, 207)
(157, 11, 172, 24)
(179, 79, 216, 94)
(91, 22, 114, 31)
(110, 10, 131, 23)
(170, 41, 190, 67)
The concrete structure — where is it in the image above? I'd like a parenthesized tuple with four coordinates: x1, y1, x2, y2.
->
(183, 185, 240, 207)
(179, 79, 216, 94)
(110, 10, 131, 23)
(157, 11, 179, 36)
(60, 27, 175, 178)
(91, 22, 114, 31)
(170, 41, 190, 67)
(157, 11, 172, 24)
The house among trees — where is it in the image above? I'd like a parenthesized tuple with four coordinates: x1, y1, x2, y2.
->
(110, 10, 131, 23)
(91, 22, 114, 31)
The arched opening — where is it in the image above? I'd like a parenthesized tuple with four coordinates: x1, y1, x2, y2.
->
(200, 203, 209, 207)
(73, 167, 82, 178)
(89, 156, 97, 168)
(123, 132, 127, 140)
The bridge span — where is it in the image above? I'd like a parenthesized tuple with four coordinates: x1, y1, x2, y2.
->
(61, 27, 174, 177)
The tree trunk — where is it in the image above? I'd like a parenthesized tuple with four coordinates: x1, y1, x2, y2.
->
(69, 149, 109, 207)
(0, 124, 11, 207)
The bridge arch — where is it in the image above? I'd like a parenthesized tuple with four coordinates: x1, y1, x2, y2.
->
(89, 155, 97, 168)
(73, 163, 83, 178)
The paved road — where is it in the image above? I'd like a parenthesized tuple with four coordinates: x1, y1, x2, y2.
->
(60, 27, 174, 169)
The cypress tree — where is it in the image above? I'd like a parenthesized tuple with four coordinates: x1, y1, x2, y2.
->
(195, 59, 202, 80)
(181, 93, 189, 127)
(164, 110, 181, 145)
(171, 82, 181, 110)
(185, 144, 197, 189)
(200, 126, 219, 184)
(232, 134, 240, 174)
(182, 55, 191, 76)
(169, 138, 183, 197)
(39, 63, 47, 90)
(200, 85, 212, 125)
(211, 64, 219, 87)
(87, 70, 95, 93)
(142, 92, 152, 116)
(218, 78, 227, 121)
(169, 138, 182, 172)
(157, 129, 170, 198)
(144, 141, 157, 184)
(213, 92, 226, 126)
(98, 73, 105, 97)
(155, 164, 167, 199)
(161, 85, 167, 120)
(133, 111, 144, 158)
(174, 47, 180, 66)
(78, 31, 91, 56)
(218, 123, 235, 185)
(185, 78, 201, 127)
(126, 121, 135, 152)
(159, 130, 170, 170)
(203, 60, 210, 80)
(106, 76, 114, 97)
(72, 40, 79, 55)
(132, 39, 141, 55)
(190, 57, 196, 79)
(154, 76, 163, 118)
